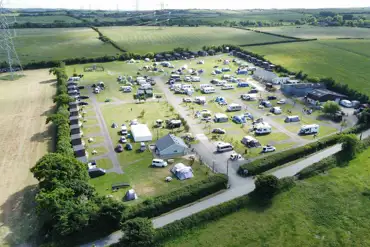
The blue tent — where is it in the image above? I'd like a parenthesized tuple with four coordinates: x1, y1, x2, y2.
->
(232, 115, 246, 124)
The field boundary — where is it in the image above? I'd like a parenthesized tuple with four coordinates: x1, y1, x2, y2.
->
(234, 26, 304, 40)
(91, 26, 127, 52)
(239, 38, 318, 47)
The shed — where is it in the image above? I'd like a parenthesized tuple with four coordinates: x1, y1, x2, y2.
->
(70, 128, 82, 135)
(71, 137, 83, 146)
(307, 89, 348, 103)
(281, 83, 325, 97)
(155, 134, 188, 158)
(131, 124, 153, 142)
(171, 163, 194, 180)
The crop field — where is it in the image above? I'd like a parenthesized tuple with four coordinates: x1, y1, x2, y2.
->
(246, 40, 370, 96)
(163, 147, 370, 247)
(0, 28, 118, 64)
(99, 26, 292, 54)
(254, 25, 370, 39)
(13, 15, 81, 23)
(0, 70, 55, 246)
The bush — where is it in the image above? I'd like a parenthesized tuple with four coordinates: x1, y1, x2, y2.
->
(253, 175, 279, 200)
(118, 218, 155, 247)
(278, 176, 296, 192)
(123, 174, 228, 220)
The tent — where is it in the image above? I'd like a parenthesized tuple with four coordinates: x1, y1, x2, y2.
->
(171, 163, 194, 180)
(131, 124, 153, 142)
(111, 123, 118, 128)
(125, 189, 138, 201)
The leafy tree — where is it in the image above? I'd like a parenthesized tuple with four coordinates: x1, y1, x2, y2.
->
(46, 113, 68, 125)
(53, 94, 74, 104)
(322, 101, 340, 116)
(119, 217, 155, 247)
(254, 175, 279, 200)
(340, 134, 360, 159)
(358, 108, 370, 127)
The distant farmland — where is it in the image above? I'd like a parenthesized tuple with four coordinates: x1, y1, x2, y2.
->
(99, 26, 292, 54)
(254, 25, 370, 39)
(13, 15, 82, 24)
(0, 28, 118, 64)
(246, 39, 370, 96)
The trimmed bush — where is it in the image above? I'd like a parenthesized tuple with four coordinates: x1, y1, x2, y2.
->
(123, 174, 228, 221)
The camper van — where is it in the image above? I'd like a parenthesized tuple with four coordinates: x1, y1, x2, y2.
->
(227, 103, 242, 112)
(121, 86, 132, 93)
(299, 124, 319, 135)
(170, 74, 181, 81)
(285, 116, 300, 123)
(216, 142, 233, 153)
(222, 74, 231, 80)
(214, 113, 229, 123)
(191, 76, 201, 82)
(202, 87, 216, 94)
(194, 96, 206, 104)
(255, 123, 272, 135)
(221, 84, 235, 90)
(241, 94, 257, 101)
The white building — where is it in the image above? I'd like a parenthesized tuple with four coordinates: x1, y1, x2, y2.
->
(131, 124, 153, 142)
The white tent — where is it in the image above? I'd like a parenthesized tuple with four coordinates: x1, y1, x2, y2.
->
(171, 163, 194, 180)
(131, 124, 153, 142)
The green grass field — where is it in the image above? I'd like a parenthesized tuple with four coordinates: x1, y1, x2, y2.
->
(14, 15, 81, 23)
(254, 25, 370, 39)
(163, 147, 370, 247)
(99, 26, 292, 54)
(0, 28, 118, 63)
(246, 40, 370, 96)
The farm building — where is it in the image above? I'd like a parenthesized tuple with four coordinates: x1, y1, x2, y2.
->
(306, 89, 348, 103)
(131, 124, 152, 142)
(171, 163, 194, 180)
(281, 83, 325, 97)
(155, 134, 188, 158)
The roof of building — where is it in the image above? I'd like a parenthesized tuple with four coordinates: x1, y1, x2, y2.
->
(131, 124, 152, 140)
(156, 134, 187, 152)
(308, 89, 347, 98)
(74, 149, 86, 158)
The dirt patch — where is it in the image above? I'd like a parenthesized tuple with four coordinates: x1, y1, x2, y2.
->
(0, 69, 55, 246)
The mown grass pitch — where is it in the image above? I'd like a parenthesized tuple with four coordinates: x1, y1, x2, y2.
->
(163, 147, 370, 247)
(246, 39, 370, 96)
(0, 28, 118, 64)
(99, 26, 292, 54)
(254, 25, 370, 39)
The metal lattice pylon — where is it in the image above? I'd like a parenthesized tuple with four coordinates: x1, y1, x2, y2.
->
(0, 0, 23, 78)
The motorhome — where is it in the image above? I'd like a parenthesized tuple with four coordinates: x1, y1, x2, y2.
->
(241, 136, 261, 148)
(299, 124, 319, 135)
(191, 76, 201, 82)
(255, 123, 272, 135)
(285, 116, 300, 123)
(194, 96, 206, 104)
(227, 103, 242, 112)
(221, 84, 234, 90)
(202, 87, 216, 94)
(222, 74, 231, 80)
(216, 142, 233, 153)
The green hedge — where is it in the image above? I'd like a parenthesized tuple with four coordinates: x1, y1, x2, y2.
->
(123, 174, 228, 221)
(240, 39, 317, 47)
(238, 124, 368, 177)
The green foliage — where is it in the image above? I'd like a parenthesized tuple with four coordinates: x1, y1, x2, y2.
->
(358, 108, 370, 127)
(253, 175, 279, 200)
(119, 218, 155, 247)
(277, 176, 296, 192)
(323, 101, 341, 116)
(53, 94, 74, 105)
(340, 134, 360, 159)
(123, 174, 228, 220)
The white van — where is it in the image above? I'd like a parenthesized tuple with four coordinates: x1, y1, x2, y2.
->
(299, 124, 319, 135)
(121, 86, 132, 92)
(191, 76, 201, 82)
(221, 84, 234, 90)
(202, 87, 216, 94)
(152, 159, 168, 167)
(222, 74, 231, 80)
(216, 142, 233, 153)
(227, 103, 242, 112)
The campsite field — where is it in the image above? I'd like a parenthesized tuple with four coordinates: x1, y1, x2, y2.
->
(98, 26, 292, 54)
(0, 70, 55, 246)
(254, 25, 370, 39)
(246, 39, 370, 96)
(163, 147, 370, 247)
(0, 28, 118, 64)
(13, 15, 81, 24)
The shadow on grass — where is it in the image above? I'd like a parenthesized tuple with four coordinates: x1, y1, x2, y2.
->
(39, 79, 56, 84)
(0, 185, 45, 247)
(30, 124, 55, 152)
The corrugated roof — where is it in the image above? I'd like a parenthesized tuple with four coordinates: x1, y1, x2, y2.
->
(156, 134, 187, 151)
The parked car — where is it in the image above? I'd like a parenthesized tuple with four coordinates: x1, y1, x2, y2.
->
(125, 143, 133, 150)
(262, 145, 276, 153)
(277, 99, 286, 104)
(78, 102, 89, 106)
(267, 95, 277, 100)
(119, 136, 127, 144)
(230, 152, 242, 161)
(201, 116, 212, 122)
(183, 97, 192, 103)
(340, 99, 353, 108)
(115, 144, 124, 153)
(152, 159, 168, 168)
(249, 89, 259, 94)
(212, 128, 226, 134)
(79, 96, 89, 99)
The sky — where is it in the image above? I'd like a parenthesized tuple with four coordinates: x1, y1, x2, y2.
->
(3, 0, 370, 10)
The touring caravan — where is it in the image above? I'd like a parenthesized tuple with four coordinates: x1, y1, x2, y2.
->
(221, 84, 234, 90)
(227, 103, 242, 112)
(194, 96, 206, 104)
(214, 113, 229, 123)
(202, 87, 216, 94)
(299, 124, 319, 135)
(255, 123, 272, 135)
(121, 86, 132, 93)
(191, 76, 201, 82)
(285, 116, 300, 123)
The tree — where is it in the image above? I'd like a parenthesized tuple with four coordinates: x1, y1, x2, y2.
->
(53, 94, 74, 104)
(340, 134, 360, 159)
(322, 101, 340, 116)
(253, 175, 279, 200)
(46, 113, 68, 125)
(358, 108, 370, 127)
(119, 217, 155, 247)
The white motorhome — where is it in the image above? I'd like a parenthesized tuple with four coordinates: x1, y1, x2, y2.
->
(299, 124, 319, 135)
(191, 76, 201, 82)
(216, 142, 233, 153)
(221, 84, 234, 90)
(255, 123, 272, 135)
(202, 87, 216, 94)
(227, 103, 242, 112)
(241, 94, 257, 101)
(194, 96, 206, 104)
(200, 84, 211, 89)
(222, 74, 231, 80)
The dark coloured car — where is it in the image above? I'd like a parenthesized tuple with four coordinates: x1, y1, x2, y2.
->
(249, 89, 259, 94)
(78, 102, 89, 106)
(115, 144, 124, 153)
(125, 143, 133, 150)
(267, 95, 277, 100)
(88, 168, 106, 178)
(79, 95, 89, 99)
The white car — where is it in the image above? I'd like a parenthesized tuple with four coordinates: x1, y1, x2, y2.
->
(200, 109, 211, 115)
(119, 136, 127, 144)
(277, 99, 286, 104)
(262, 145, 276, 153)
(152, 159, 168, 167)
(183, 98, 192, 103)
(201, 116, 212, 122)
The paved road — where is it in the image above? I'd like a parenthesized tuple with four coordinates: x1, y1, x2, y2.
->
(89, 92, 123, 174)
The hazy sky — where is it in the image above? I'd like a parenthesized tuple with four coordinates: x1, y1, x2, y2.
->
(4, 0, 370, 10)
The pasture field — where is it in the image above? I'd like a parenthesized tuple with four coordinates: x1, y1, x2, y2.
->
(246, 40, 370, 96)
(164, 147, 370, 247)
(99, 26, 292, 54)
(254, 25, 370, 39)
(0, 28, 118, 64)
(13, 15, 81, 23)
(0, 70, 55, 246)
